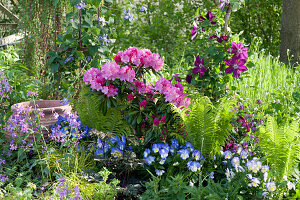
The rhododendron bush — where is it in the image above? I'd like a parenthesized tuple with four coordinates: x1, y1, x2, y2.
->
(83, 47, 191, 142)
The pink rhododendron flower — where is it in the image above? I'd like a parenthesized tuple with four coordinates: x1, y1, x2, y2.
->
(90, 74, 106, 91)
(132, 80, 146, 94)
(153, 118, 160, 127)
(83, 68, 101, 85)
(155, 78, 172, 94)
(100, 62, 121, 81)
(174, 82, 184, 92)
(139, 100, 147, 110)
(127, 93, 134, 102)
(120, 65, 135, 82)
(101, 85, 118, 97)
(160, 116, 166, 125)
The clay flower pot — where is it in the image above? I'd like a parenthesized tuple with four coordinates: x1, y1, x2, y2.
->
(5, 100, 72, 141)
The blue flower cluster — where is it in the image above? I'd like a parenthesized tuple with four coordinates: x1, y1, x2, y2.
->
(143, 139, 205, 176)
(49, 113, 92, 144)
(95, 135, 127, 158)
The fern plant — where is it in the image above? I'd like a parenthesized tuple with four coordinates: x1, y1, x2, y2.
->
(180, 96, 235, 157)
(258, 116, 300, 180)
(74, 85, 133, 137)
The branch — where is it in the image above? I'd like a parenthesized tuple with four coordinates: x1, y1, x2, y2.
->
(224, 4, 231, 33)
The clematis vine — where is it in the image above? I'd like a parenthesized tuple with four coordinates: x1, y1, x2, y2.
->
(209, 34, 228, 43)
(227, 41, 248, 60)
(198, 11, 216, 25)
(219, 0, 230, 10)
(224, 58, 248, 79)
(193, 56, 207, 78)
(191, 21, 198, 40)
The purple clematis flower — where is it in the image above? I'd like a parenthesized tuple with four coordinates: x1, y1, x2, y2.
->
(219, 0, 230, 10)
(224, 58, 248, 79)
(193, 56, 207, 78)
(199, 11, 216, 25)
(191, 21, 198, 40)
(186, 74, 192, 83)
(227, 41, 248, 60)
(210, 34, 228, 43)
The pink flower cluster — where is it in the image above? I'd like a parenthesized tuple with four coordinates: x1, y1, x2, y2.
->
(114, 47, 164, 71)
(83, 62, 136, 97)
(155, 78, 191, 108)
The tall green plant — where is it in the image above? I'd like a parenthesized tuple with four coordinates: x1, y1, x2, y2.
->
(181, 97, 235, 157)
(258, 116, 300, 180)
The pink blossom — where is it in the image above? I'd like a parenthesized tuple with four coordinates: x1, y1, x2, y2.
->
(153, 118, 160, 127)
(83, 68, 101, 85)
(127, 93, 134, 102)
(160, 116, 166, 125)
(90, 74, 106, 91)
(174, 82, 184, 92)
(100, 62, 121, 81)
(114, 51, 123, 63)
(119, 66, 135, 82)
(155, 78, 172, 94)
(139, 100, 147, 110)
(101, 85, 118, 97)
(132, 80, 146, 94)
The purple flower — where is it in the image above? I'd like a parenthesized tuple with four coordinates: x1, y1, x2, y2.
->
(198, 11, 216, 25)
(224, 58, 248, 79)
(186, 74, 192, 83)
(98, 17, 107, 26)
(86, 56, 92, 62)
(191, 21, 198, 40)
(64, 54, 74, 64)
(256, 99, 262, 105)
(99, 34, 111, 45)
(209, 34, 228, 43)
(209, 171, 214, 179)
(143, 148, 151, 158)
(178, 149, 189, 160)
(219, 0, 230, 10)
(26, 90, 38, 97)
(227, 41, 248, 60)
(123, 9, 133, 21)
(193, 56, 207, 78)
(60, 97, 72, 105)
(140, 6, 147, 12)
(155, 169, 165, 176)
(75, 1, 85, 10)
(145, 156, 155, 165)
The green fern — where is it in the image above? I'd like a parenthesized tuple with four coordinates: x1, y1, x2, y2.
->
(74, 86, 133, 137)
(258, 116, 300, 180)
(181, 97, 235, 157)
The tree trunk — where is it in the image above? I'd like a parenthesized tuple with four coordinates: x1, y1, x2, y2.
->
(280, 0, 300, 66)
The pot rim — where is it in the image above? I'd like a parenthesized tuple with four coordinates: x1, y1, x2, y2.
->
(11, 100, 71, 112)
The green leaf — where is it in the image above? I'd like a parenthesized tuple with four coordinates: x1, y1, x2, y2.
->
(88, 46, 98, 56)
(51, 63, 60, 73)
(53, 0, 59, 6)
(137, 114, 142, 124)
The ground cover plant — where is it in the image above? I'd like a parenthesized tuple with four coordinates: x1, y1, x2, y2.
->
(0, 0, 300, 199)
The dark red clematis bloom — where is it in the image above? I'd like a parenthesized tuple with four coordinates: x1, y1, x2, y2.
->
(209, 34, 228, 43)
(198, 11, 216, 25)
(192, 56, 207, 78)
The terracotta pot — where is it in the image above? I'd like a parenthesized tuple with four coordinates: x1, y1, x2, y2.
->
(5, 100, 72, 141)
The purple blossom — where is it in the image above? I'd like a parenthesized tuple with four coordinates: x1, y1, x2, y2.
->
(186, 74, 192, 83)
(123, 9, 133, 21)
(191, 21, 198, 40)
(193, 56, 207, 78)
(219, 0, 230, 10)
(227, 41, 248, 60)
(27, 90, 38, 97)
(224, 58, 248, 79)
(198, 11, 216, 25)
(75, 1, 85, 10)
(256, 99, 262, 105)
(60, 97, 72, 105)
(98, 17, 107, 26)
(99, 34, 111, 45)
(209, 34, 228, 43)
(64, 54, 74, 64)
(140, 6, 147, 12)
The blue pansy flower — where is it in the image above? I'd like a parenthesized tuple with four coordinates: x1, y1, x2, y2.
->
(95, 149, 104, 155)
(145, 156, 155, 165)
(155, 169, 165, 176)
(103, 141, 110, 153)
(159, 148, 169, 159)
(159, 158, 166, 165)
(192, 150, 201, 161)
(171, 139, 179, 149)
(178, 149, 189, 160)
(121, 135, 126, 143)
(110, 136, 119, 144)
(152, 144, 160, 153)
(97, 138, 103, 148)
(118, 141, 126, 150)
(187, 161, 201, 172)
(185, 142, 194, 152)
(111, 147, 123, 158)
(143, 148, 151, 158)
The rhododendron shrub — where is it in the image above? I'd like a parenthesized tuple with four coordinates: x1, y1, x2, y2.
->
(186, 9, 252, 101)
(83, 47, 190, 142)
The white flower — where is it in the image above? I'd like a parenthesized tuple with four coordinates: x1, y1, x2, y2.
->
(266, 182, 276, 192)
(287, 181, 295, 190)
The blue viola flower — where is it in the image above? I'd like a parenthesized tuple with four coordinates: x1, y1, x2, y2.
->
(159, 158, 166, 165)
(103, 141, 110, 153)
(145, 156, 155, 165)
(209, 171, 214, 179)
(160, 143, 170, 151)
(95, 149, 104, 155)
(178, 149, 189, 160)
(86, 56, 92, 62)
(111, 147, 123, 158)
(192, 150, 201, 161)
(121, 135, 126, 143)
(99, 34, 111, 45)
(110, 136, 119, 144)
(64, 54, 74, 64)
(152, 144, 160, 153)
(187, 161, 201, 172)
(123, 9, 133, 22)
(159, 148, 169, 159)
(118, 141, 126, 151)
(143, 148, 151, 158)
(155, 169, 165, 176)
(171, 139, 179, 149)
(140, 6, 147, 12)
(97, 138, 103, 148)
(224, 150, 233, 159)
(75, 1, 85, 10)
(185, 142, 194, 152)
(60, 97, 72, 105)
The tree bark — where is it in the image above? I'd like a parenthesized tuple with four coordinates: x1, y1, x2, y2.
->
(280, 0, 300, 66)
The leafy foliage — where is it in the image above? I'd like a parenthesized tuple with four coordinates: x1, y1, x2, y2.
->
(258, 116, 300, 180)
(182, 97, 235, 157)
(75, 85, 133, 137)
